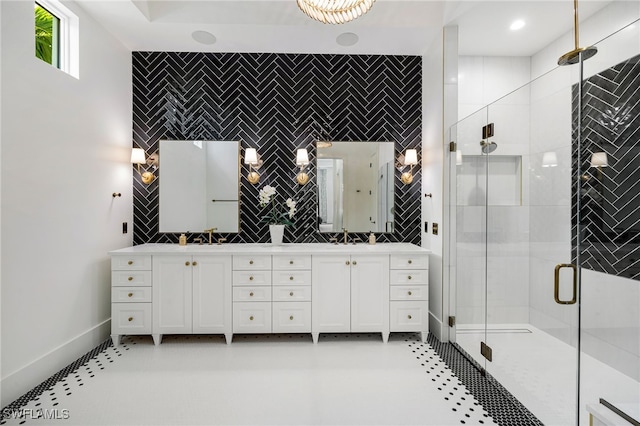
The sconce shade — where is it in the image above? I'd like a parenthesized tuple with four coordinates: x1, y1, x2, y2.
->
(404, 149, 418, 166)
(590, 152, 608, 167)
(131, 148, 146, 164)
(296, 149, 310, 166)
(542, 152, 558, 168)
(245, 148, 258, 165)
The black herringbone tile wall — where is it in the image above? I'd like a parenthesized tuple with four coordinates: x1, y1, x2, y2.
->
(572, 53, 640, 280)
(132, 52, 422, 246)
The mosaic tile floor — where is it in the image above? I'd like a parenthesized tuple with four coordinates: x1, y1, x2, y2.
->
(1, 333, 538, 425)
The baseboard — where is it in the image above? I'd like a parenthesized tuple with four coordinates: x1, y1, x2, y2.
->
(1, 319, 110, 408)
(429, 313, 444, 341)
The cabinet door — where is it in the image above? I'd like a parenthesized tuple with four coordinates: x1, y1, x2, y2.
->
(192, 255, 232, 334)
(350, 255, 389, 333)
(312, 255, 351, 333)
(153, 256, 193, 334)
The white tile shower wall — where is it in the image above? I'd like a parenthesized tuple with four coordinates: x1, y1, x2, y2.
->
(456, 56, 532, 327)
(581, 269, 640, 381)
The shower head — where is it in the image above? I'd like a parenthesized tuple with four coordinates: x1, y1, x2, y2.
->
(558, 0, 598, 66)
(558, 46, 598, 66)
(480, 140, 497, 154)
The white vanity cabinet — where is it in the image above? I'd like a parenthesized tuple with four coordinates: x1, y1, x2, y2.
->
(272, 255, 312, 333)
(110, 243, 430, 346)
(153, 255, 232, 345)
(389, 254, 429, 342)
(111, 255, 152, 346)
(311, 254, 390, 343)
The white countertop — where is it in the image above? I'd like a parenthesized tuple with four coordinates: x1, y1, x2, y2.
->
(110, 242, 430, 256)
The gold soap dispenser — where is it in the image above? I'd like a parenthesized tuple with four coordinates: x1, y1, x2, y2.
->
(368, 232, 376, 245)
(179, 233, 187, 246)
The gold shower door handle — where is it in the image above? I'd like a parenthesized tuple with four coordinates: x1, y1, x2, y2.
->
(554, 263, 577, 305)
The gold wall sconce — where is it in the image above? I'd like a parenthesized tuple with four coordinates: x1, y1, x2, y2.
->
(131, 148, 156, 184)
(400, 149, 418, 185)
(296, 148, 310, 185)
(244, 147, 262, 185)
(590, 151, 608, 180)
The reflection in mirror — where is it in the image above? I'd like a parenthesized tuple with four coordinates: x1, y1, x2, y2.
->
(317, 141, 395, 233)
(159, 140, 239, 233)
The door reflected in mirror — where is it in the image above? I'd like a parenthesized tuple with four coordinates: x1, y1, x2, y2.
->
(317, 141, 395, 233)
(159, 140, 240, 233)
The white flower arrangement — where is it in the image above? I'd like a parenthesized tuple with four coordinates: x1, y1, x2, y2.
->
(258, 185, 296, 226)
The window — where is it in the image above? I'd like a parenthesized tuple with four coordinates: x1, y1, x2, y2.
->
(35, 3, 59, 67)
(34, 0, 79, 78)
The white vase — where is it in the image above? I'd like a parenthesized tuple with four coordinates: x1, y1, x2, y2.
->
(269, 224, 285, 245)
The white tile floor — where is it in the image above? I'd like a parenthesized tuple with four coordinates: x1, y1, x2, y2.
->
(456, 324, 640, 426)
(1, 333, 497, 426)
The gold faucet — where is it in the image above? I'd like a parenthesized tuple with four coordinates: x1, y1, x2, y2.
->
(342, 228, 349, 245)
(204, 228, 217, 245)
(217, 237, 227, 245)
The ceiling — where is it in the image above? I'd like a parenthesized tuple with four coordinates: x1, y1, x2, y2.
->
(76, 0, 614, 56)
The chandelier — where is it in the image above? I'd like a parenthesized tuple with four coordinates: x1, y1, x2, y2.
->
(297, 0, 376, 24)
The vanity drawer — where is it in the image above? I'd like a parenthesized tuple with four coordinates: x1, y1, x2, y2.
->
(390, 301, 428, 332)
(390, 255, 429, 270)
(272, 255, 312, 270)
(233, 302, 272, 333)
(111, 286, 152, 303)
(272, 302, 311, 333)
(272, 286, 311, 302)
(390, 270, 428, 286)
(111, 271, 152, 287)
(111, 255, 152, 271)
(390, 285, 428, 301)
(111, 303, 152, 334)
(233, 270, 271, 286)
(233, 286, 272, 302)
(233, 255, 271, 270)
(272, 270, 311, 286)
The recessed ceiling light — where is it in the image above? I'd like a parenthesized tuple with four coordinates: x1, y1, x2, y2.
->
(336, 32, 359, 47)
(510, 20, 525, 31)
(192, 30, 217, 45)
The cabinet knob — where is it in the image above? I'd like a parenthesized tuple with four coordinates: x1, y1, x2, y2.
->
(192, 261, 198, 266)
(289, 260, 294, 265)
(128, 317, 134, 322)
(128, 293, 133, 298)
(249, 276, 254, 281)
(345, 261, 350, 266)
(249, 260, 254, 265)
(408, 259, 412, 264)
(128, 276, 133, 281)
(352, 261, 357, 266)
(249, 292, 254, 297)
(289, 315, 294, 321)
(185, 261, 191, 266)
(408, 275, 412, 280)
(128, 260, 133, 265)
(249, 316, 254, 321)
(407, 315, 412, 320)
(408, 291, 412, 296)
(289, 292, 294, 296)
(289, 276, 294, 281)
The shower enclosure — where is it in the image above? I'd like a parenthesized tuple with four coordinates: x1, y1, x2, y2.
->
(447, 17, 640, 426)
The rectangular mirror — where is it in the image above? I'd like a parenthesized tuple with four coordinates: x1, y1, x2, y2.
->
(159, 140, 239, 233)
(317, 141, 395, 233)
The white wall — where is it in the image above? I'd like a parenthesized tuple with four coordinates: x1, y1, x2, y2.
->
(0, 1, 132, 406)
(423, 25, 446, 340)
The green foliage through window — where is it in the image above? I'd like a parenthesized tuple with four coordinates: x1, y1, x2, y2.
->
(35, 3, 59, 67)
